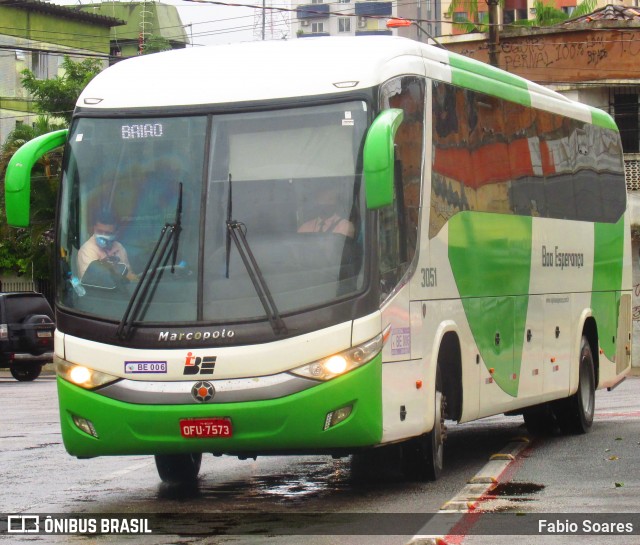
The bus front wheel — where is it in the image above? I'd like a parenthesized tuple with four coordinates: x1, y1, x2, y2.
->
(155, 453, 202, 484)
(554, 335, 595, 434)
(402, 378, 446, 482)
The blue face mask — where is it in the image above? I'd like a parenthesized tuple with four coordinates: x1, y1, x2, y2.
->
(96, 234, 116, 249)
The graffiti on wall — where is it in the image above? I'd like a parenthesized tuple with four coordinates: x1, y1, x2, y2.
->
(455, 31, 640, 83)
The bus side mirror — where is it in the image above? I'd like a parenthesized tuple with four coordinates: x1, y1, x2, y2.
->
(363, 109, 404, 210)
(4, 129, 68, 227)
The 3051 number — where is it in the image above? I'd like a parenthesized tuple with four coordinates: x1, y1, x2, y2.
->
(421, 267, 437, 288)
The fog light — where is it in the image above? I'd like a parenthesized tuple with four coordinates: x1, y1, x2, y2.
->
(72, 415, 99, 438)
(324, 405, 353, 431)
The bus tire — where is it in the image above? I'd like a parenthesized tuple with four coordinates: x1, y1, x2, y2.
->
(401, 372, 445, 482)
(155, 453, 202, 484)
(554, 335, 595, 435)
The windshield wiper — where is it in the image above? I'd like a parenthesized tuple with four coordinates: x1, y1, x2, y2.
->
(116, 183, 183, 340)
(171, 182, 183, 272)
(226, 220, 287, 336)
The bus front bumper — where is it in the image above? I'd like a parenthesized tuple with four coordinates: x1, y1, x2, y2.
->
(57, 355, 382, 458)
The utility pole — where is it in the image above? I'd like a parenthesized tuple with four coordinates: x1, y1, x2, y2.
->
(487, 0, 500, 67)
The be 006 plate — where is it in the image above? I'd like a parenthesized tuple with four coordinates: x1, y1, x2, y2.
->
(180, 418, 232, 438)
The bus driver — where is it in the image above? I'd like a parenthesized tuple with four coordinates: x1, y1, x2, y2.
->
(77, 209, 137, 281)
(297, 185, 355, 238)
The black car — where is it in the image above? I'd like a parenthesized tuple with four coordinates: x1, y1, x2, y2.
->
(0, 292, 55, 381)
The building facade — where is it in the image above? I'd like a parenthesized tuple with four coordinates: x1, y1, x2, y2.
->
(0, 0, 121, 143)
(295, 1, 395, 38)
(292, 0, 639, 41)
(78, 2, 190, 59)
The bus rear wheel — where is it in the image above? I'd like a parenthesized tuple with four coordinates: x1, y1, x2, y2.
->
(554, 335, 595, 434)
(155, 453, 202, 484)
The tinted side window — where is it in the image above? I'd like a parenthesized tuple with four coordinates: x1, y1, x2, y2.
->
(430, 81, 626, 238)
(378, 76, 425, 298)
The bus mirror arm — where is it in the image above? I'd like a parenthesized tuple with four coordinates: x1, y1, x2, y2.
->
(4, 129, 68, 227)
(363, 109, 403, 210)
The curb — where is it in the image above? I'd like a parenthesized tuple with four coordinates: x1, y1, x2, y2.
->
(406, 438, 530, 545)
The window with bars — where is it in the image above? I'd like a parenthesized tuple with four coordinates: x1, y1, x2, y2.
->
(613, 91, 640, 154)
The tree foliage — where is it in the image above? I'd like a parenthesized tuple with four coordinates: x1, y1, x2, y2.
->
(142, 34, 172, 55)
(512, 0, 596, 27)
(1, 56, 103, 278)
(448, 0, 596, 33)
(20, 56, 102, 123)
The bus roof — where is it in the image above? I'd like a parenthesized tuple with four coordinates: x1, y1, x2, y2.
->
(77, 36, 615, 129)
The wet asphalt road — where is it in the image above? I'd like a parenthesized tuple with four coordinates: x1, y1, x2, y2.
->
(1, 371, 639, 544)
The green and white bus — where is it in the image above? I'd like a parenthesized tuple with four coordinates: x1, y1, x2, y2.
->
(5, 36, 631, 483)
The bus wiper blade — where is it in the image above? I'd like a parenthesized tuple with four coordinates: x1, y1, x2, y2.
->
(171, 182, 183, 273)
(226, 220, 287, 335)
(115, 223, 176, 340)
(116, 184, 183, 340)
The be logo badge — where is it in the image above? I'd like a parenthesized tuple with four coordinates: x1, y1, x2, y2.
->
(183, 352, 216, 375)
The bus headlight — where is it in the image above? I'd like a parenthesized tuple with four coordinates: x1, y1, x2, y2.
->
(290, 333, 383, 381)
(55, 356, 119, 389)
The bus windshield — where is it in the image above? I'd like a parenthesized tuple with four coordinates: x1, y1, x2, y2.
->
(57, 101, 368, 325)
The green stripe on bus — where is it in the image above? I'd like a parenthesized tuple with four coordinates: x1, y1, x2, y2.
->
(449, 55, 532, 107)
(590, 107, 619, 131)
(591, 217, 625, 360)
(448, 212, 533, 396)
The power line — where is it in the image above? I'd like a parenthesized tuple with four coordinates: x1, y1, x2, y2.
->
(0, 43, 110, 59)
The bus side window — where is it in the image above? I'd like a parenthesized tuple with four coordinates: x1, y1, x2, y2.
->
(378, 76, 425, 301)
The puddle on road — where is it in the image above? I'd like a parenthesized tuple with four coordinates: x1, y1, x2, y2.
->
(490, 482, 545, 497)
(478, 481, 545, 513)
(158, 454, 407, 506)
